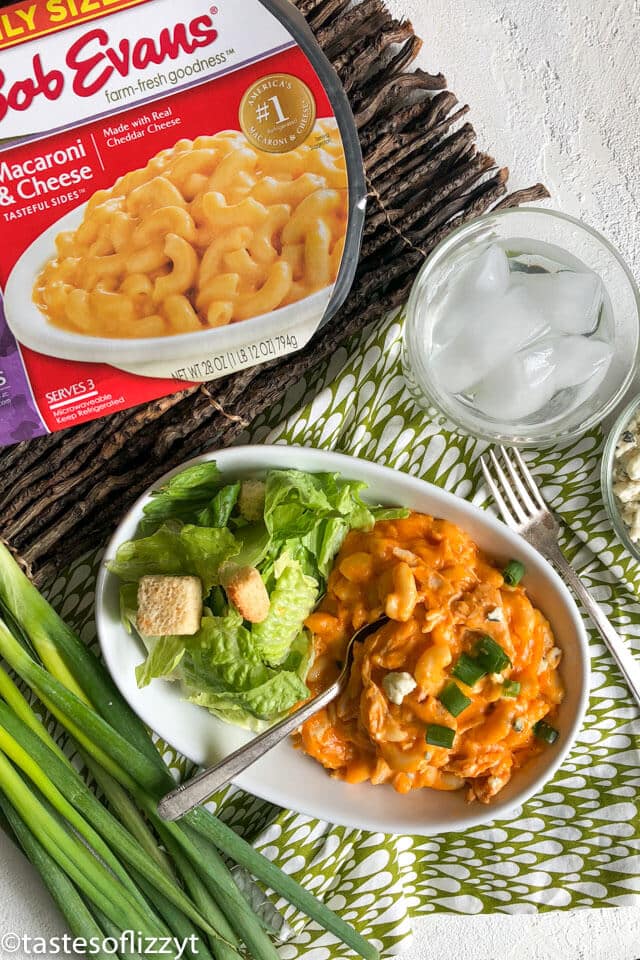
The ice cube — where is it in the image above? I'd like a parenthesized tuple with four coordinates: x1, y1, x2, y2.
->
(431, 284, 549, 394)
(472, 341, 557, 420)
(432, 245, 511, 348)
(471, 244, 511, 294)
(551, 335, 613, 391)
(472, 335, 614, 421)
(512, 270, 604, 335)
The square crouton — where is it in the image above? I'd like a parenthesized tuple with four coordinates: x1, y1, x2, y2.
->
(238, 479, 266, 522)
(137, 575, 202, 637)
(224, 565, 270, 624)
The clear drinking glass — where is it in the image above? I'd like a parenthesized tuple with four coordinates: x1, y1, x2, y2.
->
(402, 207, 640, 447)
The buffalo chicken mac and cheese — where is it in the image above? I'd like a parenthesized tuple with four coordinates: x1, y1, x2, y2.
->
(34, 119, 348, 339)
(300, 513, 565, 803)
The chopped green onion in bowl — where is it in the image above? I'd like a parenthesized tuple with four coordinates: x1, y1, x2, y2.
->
(437, 681, 472, 717)
(426, 724, 456, 749)
(503, 559, 526, 586)
(474, 635, 511, 673)
(533, 719, 560, 744)
(502, 680, 521, 699)
(452, 653, 487, 687)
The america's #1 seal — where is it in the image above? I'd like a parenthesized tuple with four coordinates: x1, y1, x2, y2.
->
(240, 73, 317, 154)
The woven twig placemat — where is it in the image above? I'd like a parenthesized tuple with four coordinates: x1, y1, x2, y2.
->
(0, 0, 548, 582)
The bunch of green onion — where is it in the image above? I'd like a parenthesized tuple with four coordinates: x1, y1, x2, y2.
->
(0, 543, 378, 960)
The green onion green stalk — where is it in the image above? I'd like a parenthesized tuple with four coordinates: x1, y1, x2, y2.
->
(0, 542, 378, 960)
(0, 749, 162, 939)
(156, 828, 243, 960)
(437, 681, 471, 718)
(0, 798, 114, 960)
(0, 700, 221, 939)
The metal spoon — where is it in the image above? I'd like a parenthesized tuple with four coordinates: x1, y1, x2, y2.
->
(158, 617, 388, 821)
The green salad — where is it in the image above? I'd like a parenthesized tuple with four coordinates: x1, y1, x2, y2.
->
(110, 463, 407, 730)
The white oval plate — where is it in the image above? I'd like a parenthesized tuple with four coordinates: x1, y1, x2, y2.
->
(3, 206, 330, 380)
(96, 445, 589, 835)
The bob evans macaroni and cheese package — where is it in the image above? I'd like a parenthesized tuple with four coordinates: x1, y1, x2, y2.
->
(0, 0, 365, 447)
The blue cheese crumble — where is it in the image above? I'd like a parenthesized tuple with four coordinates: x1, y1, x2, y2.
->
(382, 671, 417, 705)
(613, 411, 640, 542)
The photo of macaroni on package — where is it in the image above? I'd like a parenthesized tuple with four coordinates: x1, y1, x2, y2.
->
(0, 0, 366, 448)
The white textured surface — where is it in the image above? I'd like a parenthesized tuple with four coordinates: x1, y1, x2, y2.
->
(1, 0, 639, 958)
(391, 0, 640, 276)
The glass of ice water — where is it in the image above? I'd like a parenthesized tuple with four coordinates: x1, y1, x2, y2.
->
(402, 207, 640, 447)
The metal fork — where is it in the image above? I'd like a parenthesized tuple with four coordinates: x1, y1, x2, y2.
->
(157, 617, 389, 821)
(481, 446, 640, 708)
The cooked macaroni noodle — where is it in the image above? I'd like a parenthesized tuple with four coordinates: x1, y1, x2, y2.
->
(34, 119, 348, 339)
(299, 514, 565, 803)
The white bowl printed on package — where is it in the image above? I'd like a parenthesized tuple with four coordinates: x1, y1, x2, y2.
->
(0, 0, 365, 449)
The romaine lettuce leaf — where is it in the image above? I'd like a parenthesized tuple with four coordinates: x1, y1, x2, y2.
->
(263, 469, 408, 582)
(232, 523, 271, 570)
(112, 462, 409, 730)
(139, 462, 221, 534)
(198, 482, 241, 528)
(301, 516, 350, 581)
(136, 635, 186, 688)
(280, 628, 314, 680)
(185, 671, 308, 725)
(264, 469, 409, 526)
(371, 506, 411, 521)
(178, 610, 309, 728)
(208, 585, 227, 617)
(119, 582, 139, 635)
(252, 556, 318, 665)
(264, 470, 347, 538)
(180, 611, 264, 690)
(109, 523, 238, 591)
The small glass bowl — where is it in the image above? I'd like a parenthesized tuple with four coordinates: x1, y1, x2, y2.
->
(602, 393, 640, 562)
(402, 207, 640, 448)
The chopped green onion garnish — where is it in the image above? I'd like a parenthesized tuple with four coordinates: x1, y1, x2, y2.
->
(474, 635, 511, 673)
(502, 680, 521, 699)
(533, 720, 559, 744)
(426, 724, 456, 749)
(437, 681, 472, 718)
(452, 653, 487, 686)
(503, 560, 525, 586)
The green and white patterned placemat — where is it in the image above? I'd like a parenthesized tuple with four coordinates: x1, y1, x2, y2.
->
(48, 311, 640, 958)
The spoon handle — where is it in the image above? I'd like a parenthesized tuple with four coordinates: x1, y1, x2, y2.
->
(157, 680, 341, 821)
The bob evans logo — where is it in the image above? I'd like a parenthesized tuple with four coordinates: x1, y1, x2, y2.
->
(0, 13, 219, 122)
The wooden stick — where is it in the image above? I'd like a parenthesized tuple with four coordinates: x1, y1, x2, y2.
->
(355, 69, 447, 128)
(495, 184, 551, 208)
